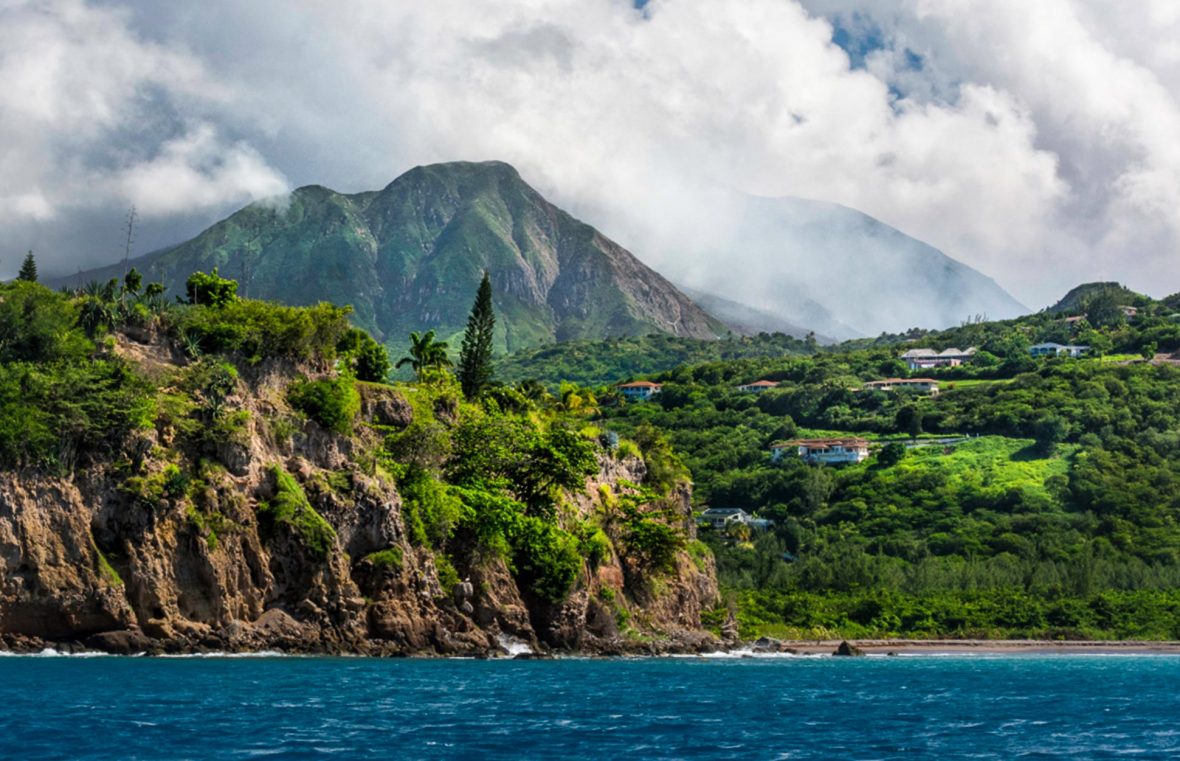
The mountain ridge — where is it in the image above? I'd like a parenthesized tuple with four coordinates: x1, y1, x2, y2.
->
(55, 161, 727, 353)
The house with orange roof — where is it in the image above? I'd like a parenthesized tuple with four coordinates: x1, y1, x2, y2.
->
(736, 380, 780, 393)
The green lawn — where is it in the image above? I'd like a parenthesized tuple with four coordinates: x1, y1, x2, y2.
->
(939, 378, 1015, 390)
(895, 435, 1074, 493)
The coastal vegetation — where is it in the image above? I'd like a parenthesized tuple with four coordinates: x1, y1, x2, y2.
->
(0, 266, 701, 653)
(506, 283, 1180, 640)
(4, 252, 1179, 645)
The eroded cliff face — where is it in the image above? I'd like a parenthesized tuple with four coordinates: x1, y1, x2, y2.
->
(0, 339, 718, 656)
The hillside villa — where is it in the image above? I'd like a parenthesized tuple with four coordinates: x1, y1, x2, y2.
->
(771, 437, 871, 465)
(697, 507, 774, 532)
(862, 378, 940, 395)
(901, 347, 977, 370)
(736, 380, 780, 393)
(617, 380, 662, 400)
(1029, 342, 1090, 358)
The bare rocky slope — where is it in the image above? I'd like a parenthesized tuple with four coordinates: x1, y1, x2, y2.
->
(0, 331, 719, 656)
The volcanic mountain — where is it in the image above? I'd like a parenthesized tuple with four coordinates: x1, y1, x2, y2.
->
(60, 161, 726, 352)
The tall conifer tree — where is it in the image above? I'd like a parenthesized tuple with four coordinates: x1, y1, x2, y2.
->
(17, 251, 37, 282)
(457, 272, 495, 399)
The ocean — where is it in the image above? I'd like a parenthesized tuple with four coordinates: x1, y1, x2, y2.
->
(2, 653, 1177, 759)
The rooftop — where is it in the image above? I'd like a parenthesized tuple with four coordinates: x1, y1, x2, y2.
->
(617, 381, 662, 388)
(773, 437, 870, 448)
(865, 378, 938, 385)
(700, 507, 749, 517)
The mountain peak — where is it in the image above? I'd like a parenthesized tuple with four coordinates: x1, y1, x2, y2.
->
(58, 161, 725, 353)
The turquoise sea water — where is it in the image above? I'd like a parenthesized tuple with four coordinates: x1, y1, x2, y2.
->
(2, 653, 1178, 760)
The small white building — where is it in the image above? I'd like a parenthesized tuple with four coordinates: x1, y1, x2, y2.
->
(698, 507, 752, 530)
(736, 380, 780, 393)
(617, 381, 662, 401)
(697, 507, 775, 532)
(862, 378, 940, 396)
(771, 438, 870, 465)
(1029, 342, 1089, 358)
(901, 347, 977, 370)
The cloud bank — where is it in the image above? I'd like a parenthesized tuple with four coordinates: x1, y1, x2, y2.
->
(2, 0, 1178, 307)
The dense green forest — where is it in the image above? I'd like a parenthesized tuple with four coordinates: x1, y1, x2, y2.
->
(508, 283, 1180, 640)
(494, 332, 816, 387)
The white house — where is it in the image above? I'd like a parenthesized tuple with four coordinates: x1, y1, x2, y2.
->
(862, 378, 940, 396)
(617, 381, 662, 400)
(697, 507, 774, 532)
(1029, 342, 1090, 358)
(901, 347, 977, 370)
(771, 438, 870, 465)
(736, 380, 780, 393)
(698, 507, 751, 530)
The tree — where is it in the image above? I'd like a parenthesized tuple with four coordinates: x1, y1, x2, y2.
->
(143, 282, 168, 312)
(1086, 293, 1125, 329)
(354, 339, 391, 383)
(1033, 414, 1069, 456)
(17, 251, 37, 282)
(338, 327, 391, 382)
(877, 442, 907, 468)
(457, 272, 495, 399)
(396, 330, 451, 380)
(896, 405, 924, 437)
(123, 267, 142, 296)
(185, 268, 238, 308)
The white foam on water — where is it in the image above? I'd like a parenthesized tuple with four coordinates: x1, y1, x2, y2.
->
(497, 634, 534, 656)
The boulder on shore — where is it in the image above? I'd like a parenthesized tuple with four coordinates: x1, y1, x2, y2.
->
(833, 640, 866, 657)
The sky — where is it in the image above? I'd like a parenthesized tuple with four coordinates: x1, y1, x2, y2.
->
(2, 0, 1178, 308)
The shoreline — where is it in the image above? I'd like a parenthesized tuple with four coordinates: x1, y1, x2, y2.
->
(767, 639, 1180, 656)
(4, 638, 1180, 658)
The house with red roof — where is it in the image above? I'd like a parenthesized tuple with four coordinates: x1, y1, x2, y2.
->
(736, 380, 780, 393)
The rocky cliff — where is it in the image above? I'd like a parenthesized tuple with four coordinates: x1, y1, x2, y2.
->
(0, 332, 719, 656)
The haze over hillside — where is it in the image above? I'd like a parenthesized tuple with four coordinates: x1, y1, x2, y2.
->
(58, 161, 726, 353)
(655, 195, 1027, 338)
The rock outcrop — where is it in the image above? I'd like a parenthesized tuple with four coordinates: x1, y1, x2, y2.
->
(0, 337, 719, 656)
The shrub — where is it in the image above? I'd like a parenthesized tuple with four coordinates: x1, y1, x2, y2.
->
(287, 376, 360, 434)
(364, 547, 404, 571)
(577, 524, 613, 570)
(170, 299, 352, 363)
(398, 466, 463, 548)
(258, 465, 336, 559)
(509, 515, 582, 604)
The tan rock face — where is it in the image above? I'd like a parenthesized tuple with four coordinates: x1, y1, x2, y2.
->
(0, 477, 134, 639)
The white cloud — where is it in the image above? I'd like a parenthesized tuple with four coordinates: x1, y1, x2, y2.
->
(802, 0, 1180, 298)
(0, 0, 284, 263)
(4, 0, 1179, 306)
(114, 124, 287, 216)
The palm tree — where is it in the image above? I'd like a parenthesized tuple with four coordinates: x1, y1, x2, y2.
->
(396, 331, 451, 380)
(76, 296, 114, 338)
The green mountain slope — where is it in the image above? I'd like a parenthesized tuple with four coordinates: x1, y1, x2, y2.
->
(58, 162, 726, 353)
(1049, 282, 1150, 314)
